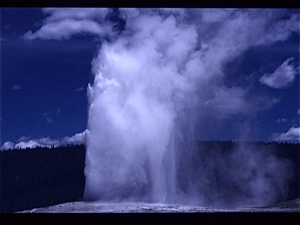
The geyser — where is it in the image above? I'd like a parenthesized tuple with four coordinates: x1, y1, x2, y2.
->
(83, 12, 198, 203)
(83, 34, 187, 203)
(83, 9, 296, 208)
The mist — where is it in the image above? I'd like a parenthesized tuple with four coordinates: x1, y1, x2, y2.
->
(82, 9, 297, 208)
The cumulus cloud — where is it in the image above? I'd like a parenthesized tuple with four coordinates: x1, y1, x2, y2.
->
(259, 58, 298, 88)
(61, 130, 86, 145)
(1, 130, 86, 150)
(270, 127, 300, 142)
(12, 85, 21, 90)
(1, 141, 15, 150)
(12, 137, 61, 149)
(15, 139, 56, 149)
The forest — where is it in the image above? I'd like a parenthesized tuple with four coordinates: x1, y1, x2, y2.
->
(0, 144, 86, 213)
(0, 141, 299, 213)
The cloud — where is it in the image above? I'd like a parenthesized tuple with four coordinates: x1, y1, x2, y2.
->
(1, 130, 86, 150)
(13, 137, 61, 149)
(276, 118, 288, 123)
(1, 141, 15, 150)
(42, 8, 109, 22)
(203, 86, 247, 117)
(24, 19, 112, 40)
(15, 139, 56, 149)
(18, 136, 31, 142)
(270, 127, 300, 142)
(21, 9, 299, 138)
(43, 111, 52, 123)
(12, 85, 21, 90)
(200, 8, 234, 23)
(297, 109, 300, 115)
(259, 58, 298, 89)
(75, 87, 85, 92)
(43, 112, 50, 117)
(23, 8, 113, 41)
(23, 9, 299, 118)
(61, 130, 86, 145)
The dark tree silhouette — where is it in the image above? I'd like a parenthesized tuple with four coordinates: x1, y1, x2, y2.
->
(0, 145, 86, 213)
(0, 142, 299, 212)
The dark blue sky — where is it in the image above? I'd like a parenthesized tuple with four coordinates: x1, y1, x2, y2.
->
(1, 8, 98, 146)
(1, 8, 299, 148)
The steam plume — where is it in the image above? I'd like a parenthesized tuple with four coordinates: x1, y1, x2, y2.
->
(83, 9, 297, 207)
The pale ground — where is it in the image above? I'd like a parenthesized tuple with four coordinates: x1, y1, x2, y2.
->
(18, 198, 300, 213)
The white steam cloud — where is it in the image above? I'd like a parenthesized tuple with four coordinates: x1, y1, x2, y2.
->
(82, 9, 297, 206)
(22, 8, 298, 208)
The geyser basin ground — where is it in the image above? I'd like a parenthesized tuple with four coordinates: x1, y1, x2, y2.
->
(18, 199, 300, 213)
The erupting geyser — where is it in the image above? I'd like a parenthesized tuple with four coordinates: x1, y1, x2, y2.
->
(83, 11, 199, 203)
(83, 9, 295, 208)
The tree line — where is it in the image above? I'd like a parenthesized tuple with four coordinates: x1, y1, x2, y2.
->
(0, 144, 86, 213)
(0, 141, 299, 212)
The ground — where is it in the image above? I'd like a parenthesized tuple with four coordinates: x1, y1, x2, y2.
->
(17, 198, 300, 213)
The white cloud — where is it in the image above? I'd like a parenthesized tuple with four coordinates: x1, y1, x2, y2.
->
(37, 137, 61, 146)
(18, 136, 31, 142)
(42, 8, 109, 23)
(13, 137, 61, 149)
(24, 19, 111, 40)
(1, 141, 15, 150)
(23, 8, 112, 41)
(61, 130, 86, 145)
(15, 140, 45, 149)
(297, 109, 300, 115)
(12, 85, 21, 90)
(259, 58, 298, 89)
(1, 130, 86, 150)
(271, 127, 300, 142)
(276, 118, 288, 123)
(255, 13, 299, 45)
